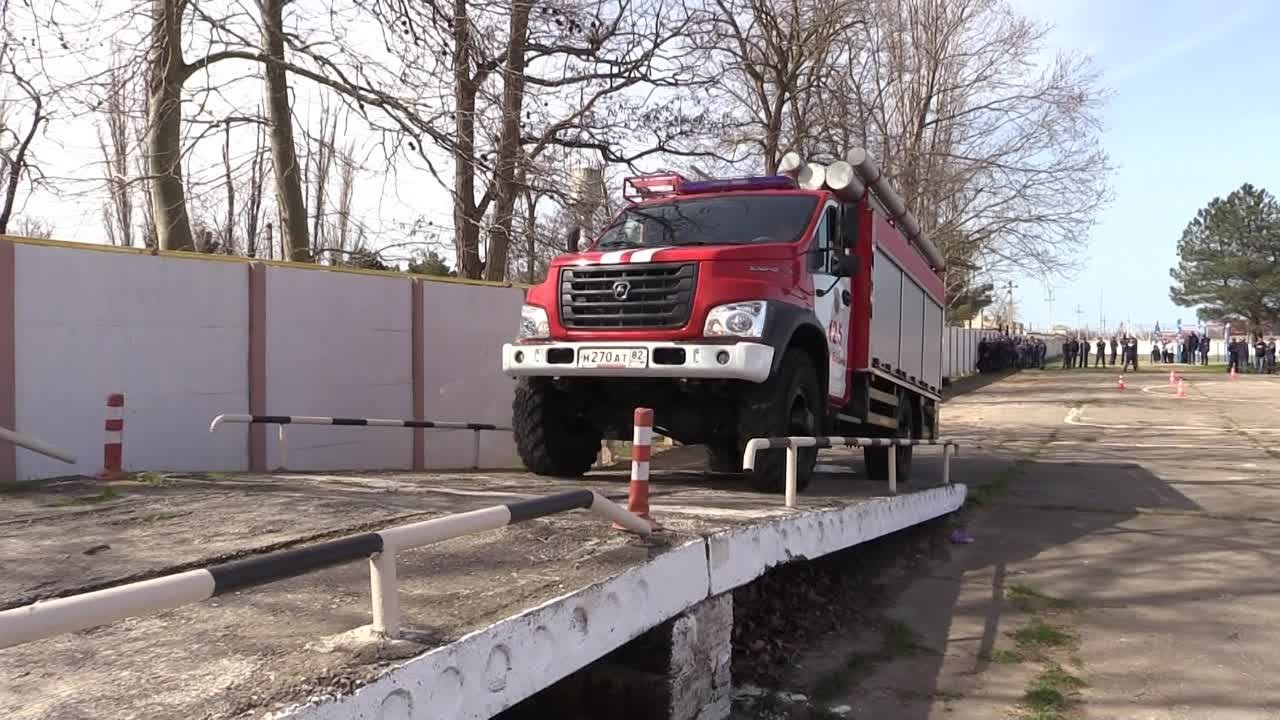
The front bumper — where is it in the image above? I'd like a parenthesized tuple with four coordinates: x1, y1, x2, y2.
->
(502, 341, 775, 382)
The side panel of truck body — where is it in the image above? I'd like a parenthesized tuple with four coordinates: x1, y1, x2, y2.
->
(857, 208, 946, 394)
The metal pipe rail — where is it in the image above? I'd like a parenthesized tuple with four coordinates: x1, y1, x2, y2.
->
(0, 426, 76, 464)
(743, 436, 959, 506)
(0, 490, 650, 650)
(210, 413, 513, 470)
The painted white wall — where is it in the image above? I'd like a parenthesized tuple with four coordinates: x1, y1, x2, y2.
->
(14, 245, 250, 480)
(265, 267, 413, 470)
(420, 282, 523, 469)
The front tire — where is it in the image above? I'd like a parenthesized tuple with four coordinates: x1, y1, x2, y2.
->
(513, 378, 601, 477)
(738, 349, 823, 493)
(706, 441, 744, 474)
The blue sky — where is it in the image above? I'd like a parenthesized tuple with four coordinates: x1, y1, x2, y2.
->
(1009, 0, 1279, 334)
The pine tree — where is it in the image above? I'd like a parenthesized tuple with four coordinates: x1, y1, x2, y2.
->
(1170, 184, 1280, 330)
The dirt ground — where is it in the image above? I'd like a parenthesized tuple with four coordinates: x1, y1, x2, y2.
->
(736, 365, 1280, 720)
(0, 438, 925, 719)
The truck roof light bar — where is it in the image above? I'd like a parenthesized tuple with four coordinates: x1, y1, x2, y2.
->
(623, 173, 687, 201)
(679, 175, 797, 194)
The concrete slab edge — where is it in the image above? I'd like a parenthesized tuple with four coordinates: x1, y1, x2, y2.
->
(706, 484, 968, 595)
(273, 485, 966, 720)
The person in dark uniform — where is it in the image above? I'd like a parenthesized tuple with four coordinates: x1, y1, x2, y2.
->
(1063, 338, 1074, 368)
(1128, 336, 1140, 372)
(1109, 336, 1118, 366)
(1268, 338, 1277, 374)
(1227, 338, 1239, 373)
(1200, 335, 1210, 365)
(1254, 336, 1268, 374)
(1151, 340, 1160, 364)
(1076, 337, 1086, 368)
(1095, 338, 1106, 367)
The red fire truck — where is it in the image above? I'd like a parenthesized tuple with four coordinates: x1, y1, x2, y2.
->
(502, 150, 947, 492)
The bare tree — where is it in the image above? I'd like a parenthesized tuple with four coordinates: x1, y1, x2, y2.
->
(8, 215, 53, 238)
(696, 0, 865, 173)
(848, 0, 1111, 279)
(260, 0, 310, 260)
(242, 120, 268, 258)
(0, 6, 49, 235)
(98, 50, 136, 247)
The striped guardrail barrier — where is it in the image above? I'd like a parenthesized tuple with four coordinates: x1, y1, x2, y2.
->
(0, 425, 76, 465)
(210, 414, 513, 470)
(0, 489, 651, 649)
(743, 436, 959, 505)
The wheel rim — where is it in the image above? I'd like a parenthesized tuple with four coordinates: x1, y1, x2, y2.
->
(788, 392, 813, 437)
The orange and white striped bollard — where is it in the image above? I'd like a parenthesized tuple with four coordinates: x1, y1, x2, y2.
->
(622, 407, 660, 532)
(99, 393, 124, 479)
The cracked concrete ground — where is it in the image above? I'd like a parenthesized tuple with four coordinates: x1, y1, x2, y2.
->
(777, 366, 1280, 719)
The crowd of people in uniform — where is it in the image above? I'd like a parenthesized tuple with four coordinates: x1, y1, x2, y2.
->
(1149, 332, 1210, 365)
(973, 327, 1280, 377)
(1227, 336, 1278, 374)
(977, 334, 1047, 372)
(1061, 336, 1141, 372)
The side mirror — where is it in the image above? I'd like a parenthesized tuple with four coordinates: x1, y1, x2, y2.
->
(565, 226, 581, 253)
(834, 254, 860, 278)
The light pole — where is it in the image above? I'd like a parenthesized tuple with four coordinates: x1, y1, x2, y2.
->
(1044, 285, 1056, 333)
(1000, 280, 1018, 331)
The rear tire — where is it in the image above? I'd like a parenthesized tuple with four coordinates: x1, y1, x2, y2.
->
(738, 349, 823, 493)
(863, 393, 914, 483)
(513, 378, 601, 477)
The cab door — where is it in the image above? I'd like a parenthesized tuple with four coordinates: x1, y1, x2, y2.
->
(810, 202, 850, 402)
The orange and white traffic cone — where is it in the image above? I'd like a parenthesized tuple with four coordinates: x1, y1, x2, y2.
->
(1117, 375, 1126, 391)
(1169, 369, 1176, 386)
(1175, 379, 1186, 399)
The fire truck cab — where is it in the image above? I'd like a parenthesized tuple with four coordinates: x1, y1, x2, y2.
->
(502, 151, 946, 492)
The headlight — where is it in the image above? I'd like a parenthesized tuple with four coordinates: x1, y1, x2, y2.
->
(704, 301, 768, 338)
(518, 304, 551, 340)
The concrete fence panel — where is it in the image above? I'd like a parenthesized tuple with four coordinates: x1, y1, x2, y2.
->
(420, 281, 523, 469)
(264, 266, 413, 470)
(12, 244, 250, 480)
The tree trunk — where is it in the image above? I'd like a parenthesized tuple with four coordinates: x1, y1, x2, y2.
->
(451, 0, 483, 278)
(262, 0, 310, 262)
(147, 0, 194, 251)
(483, 1, 531, 283)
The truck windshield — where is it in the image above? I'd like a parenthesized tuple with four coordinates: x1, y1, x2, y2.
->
(595, 195, 818, 250)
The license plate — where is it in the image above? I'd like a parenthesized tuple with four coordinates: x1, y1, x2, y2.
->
(578, 347, 648, 369)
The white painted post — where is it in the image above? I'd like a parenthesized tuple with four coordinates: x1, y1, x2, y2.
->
(887, 442, 897, 495)
(784, 445, 798, 508)
(942, 444, 952, 485)
(370, 550, 400, 639)
(472, 430, 482, 470)
(277, 424, 288, 471)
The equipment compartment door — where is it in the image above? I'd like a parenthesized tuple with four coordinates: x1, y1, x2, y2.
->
(811, 203, 850, 401)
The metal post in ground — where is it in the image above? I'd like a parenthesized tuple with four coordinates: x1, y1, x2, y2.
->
(942, 444, 952, 485)
(369, 549, 400, 639)
(887, 443, 897, 495)
(784, 445, 798, 508)
(472, 430, 481, 470)
(277, 424, 288, 470)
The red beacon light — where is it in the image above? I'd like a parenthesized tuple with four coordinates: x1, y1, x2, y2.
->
(623, 173, 687, 201)
(679, 175, 797, 194)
